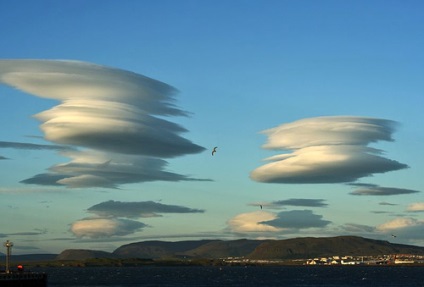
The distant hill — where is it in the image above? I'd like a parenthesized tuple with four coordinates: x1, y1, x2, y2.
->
(15, 236, 422, 262)
(248, 236, 424, 259)
(113, 236, 424, 260)
(183, 239, 269, 258)
(56, 249, 117, 260)
(113, 240, 217, 259)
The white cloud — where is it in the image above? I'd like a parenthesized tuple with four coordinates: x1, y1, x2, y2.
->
(406, 202, 424, 212)
(251, 116, 408, 184)
(70, 218, 147, 239)
(377, 217, 418, 231)
(376, 217, 424, 248)
(227, 209, 331, 234)
(376, 217, 424, 245)
(260, 116, 396, 149)
(227, 211, 282, 233)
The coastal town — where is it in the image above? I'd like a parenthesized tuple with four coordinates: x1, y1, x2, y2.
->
(222, 254, 424, 266)
(304, 254, 423, 265)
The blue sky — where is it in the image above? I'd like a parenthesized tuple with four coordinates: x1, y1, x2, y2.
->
(0, 0, 423, 254)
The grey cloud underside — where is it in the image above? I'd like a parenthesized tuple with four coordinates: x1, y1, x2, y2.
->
(20, 152, 212, 188)
(20, 170, 207, 188)
(0, 141, 75, 151)
(379, 202, 398, 206)
(348, 183, 379, 188)
(108, 220, 148, 237)
(340, 223, 375, 233)
(272, 198, 328, 207)
(20, 174, 67, 186)
(87, 200, 205, 218)
(350, 186, 420, 196)
(56, 129, 204, 157)
(260, 210, 331, 229)
(0, 229, 48, 237)
(13, 246, 40, 251)
(9, 231, 47, 236)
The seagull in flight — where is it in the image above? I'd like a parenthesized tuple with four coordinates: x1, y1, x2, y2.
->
(212, 147, 217, 156)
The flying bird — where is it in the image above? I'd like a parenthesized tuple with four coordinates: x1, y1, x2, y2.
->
(391, 234, 397, 238)
(212, 147, 217, 156)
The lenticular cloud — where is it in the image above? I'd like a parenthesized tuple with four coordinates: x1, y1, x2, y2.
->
(250, 116, 408, 184)
(0, 59, 204, 157)
(0, 59, 206, 188)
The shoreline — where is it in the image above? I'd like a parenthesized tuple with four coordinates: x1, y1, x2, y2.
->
(5, 258, 424, 269)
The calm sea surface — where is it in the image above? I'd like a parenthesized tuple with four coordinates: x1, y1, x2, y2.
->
(32, 266, 424, 287)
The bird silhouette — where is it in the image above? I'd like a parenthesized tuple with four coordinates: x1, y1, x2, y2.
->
(212, 147, 217, 156)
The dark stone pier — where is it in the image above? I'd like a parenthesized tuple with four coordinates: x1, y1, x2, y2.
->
(0, 272, 47, 287)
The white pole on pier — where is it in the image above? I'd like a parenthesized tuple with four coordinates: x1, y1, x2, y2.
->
(3, 240, 13, 274)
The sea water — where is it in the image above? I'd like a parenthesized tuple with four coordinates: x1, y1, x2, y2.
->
(32, 266, 424, 287)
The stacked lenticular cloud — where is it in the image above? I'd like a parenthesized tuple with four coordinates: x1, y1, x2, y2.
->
(250, 116, 408, 183)
(0, 59, 206, 188)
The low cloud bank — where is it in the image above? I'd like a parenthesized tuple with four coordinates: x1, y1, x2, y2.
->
(70, 200, 204, 238)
